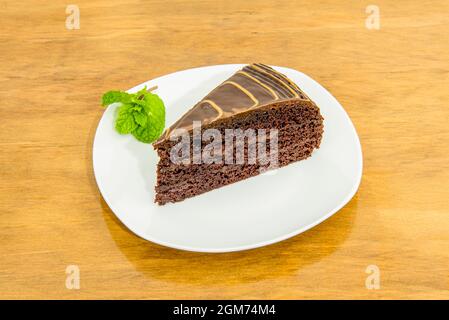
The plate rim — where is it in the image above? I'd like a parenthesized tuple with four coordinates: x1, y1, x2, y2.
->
(93, 64, 363, 253)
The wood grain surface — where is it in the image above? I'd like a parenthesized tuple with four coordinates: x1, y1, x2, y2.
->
(1, 0, 448, 299)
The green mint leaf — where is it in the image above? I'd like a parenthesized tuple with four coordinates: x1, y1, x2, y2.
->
(132, 93, 165, 143)
(133, 112, 147, 127)
(132, 121, 164, 143)
(129, 105, 142, 112)
(115, 104, 138, 134)
(102, 91, 132, 106)
(131, 98, 148, 108)
(101, 87, 166, 144)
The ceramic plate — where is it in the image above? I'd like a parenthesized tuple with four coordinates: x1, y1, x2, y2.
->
(93, 64, 363, 253)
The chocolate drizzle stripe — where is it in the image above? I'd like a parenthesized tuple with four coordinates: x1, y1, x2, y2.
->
(250, 65, 299, 98)
(162, 99, 222, 139)
(237, 71, 280, 100)
(244, 67, 292, 98)
(201, 99, 223, 118)
(255, 63, 302, 92)
(221, 81, 259, 108)
(255, 63, 309, 99)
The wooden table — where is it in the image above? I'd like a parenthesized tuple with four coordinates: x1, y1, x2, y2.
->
(1, 0, 448, 299)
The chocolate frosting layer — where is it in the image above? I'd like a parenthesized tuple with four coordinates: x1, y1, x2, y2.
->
(154, 63, 310, 145)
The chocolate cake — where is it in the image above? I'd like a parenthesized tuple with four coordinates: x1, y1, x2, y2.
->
(153, 63, 323, 205)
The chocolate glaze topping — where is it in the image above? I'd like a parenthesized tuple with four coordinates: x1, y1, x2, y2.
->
(154, 63, 310, 145)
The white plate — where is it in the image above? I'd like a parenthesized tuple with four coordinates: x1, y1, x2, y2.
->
(93, 64, 363, 253)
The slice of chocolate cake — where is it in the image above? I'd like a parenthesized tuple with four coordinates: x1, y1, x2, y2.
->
(153, 64, 323, 205)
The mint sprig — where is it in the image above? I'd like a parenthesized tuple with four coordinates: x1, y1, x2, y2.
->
(101, 86, 165, 143)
